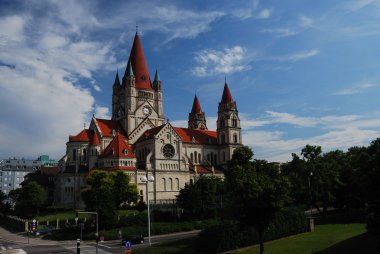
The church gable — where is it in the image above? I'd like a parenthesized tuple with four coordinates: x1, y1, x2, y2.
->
(128, 118, 156, 144)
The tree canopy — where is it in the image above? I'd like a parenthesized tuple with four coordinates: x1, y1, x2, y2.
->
(81, 169, 139, 229)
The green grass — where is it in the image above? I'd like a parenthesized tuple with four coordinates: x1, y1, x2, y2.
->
(133, 237, 197, 254)
(228, 224, 377, 254)
(131, 224, 379, 254)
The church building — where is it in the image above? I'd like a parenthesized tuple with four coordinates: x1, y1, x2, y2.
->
(55, 31, 243, 208)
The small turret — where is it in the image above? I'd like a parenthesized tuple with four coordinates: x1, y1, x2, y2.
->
(153, 69, 162, 91)
(188, 95, 207, 130)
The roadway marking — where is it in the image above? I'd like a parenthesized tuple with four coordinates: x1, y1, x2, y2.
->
(1, 246, 6, 250)
(98, 243, 111, 249)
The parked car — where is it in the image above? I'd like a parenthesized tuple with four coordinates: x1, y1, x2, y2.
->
(121, 235, 145, 245)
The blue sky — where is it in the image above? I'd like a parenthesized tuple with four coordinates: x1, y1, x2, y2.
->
(1, 0, 380, 162)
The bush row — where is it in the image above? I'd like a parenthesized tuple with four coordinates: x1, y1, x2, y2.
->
(195, 206, 308, 254)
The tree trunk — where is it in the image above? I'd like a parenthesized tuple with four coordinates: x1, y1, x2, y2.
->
(259, 229, 264, 254)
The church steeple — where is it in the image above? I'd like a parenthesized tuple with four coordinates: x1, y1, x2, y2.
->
(113, 71, 120, 95)
(127, 32, 152, 91)
(188, 95, 207, 130)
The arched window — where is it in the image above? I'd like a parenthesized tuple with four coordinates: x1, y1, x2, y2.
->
(190, 153, 193, 162)
(198, 153, 201, 163)
(232, 117, 237, 127)
(220, 117, 225, 128)
(72, 149, 76, 161)
(234, 134, 238, 143)
(194, 151, 198, 163)
(162, 178, 166, 191)
(221, 134, 226, 144)
(169, 178, 173, 190)
(176, 178, 180, 190)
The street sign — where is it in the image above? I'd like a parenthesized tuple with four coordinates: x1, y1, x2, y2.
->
(124, 241, 131, 248)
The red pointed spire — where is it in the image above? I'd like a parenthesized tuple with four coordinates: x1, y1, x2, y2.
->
(221, 82, 233, 103)
(191, 95, 203, 114)
(128, 32, 153, 91)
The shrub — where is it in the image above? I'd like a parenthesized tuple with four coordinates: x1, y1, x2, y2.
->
(195, 206, 307, 254)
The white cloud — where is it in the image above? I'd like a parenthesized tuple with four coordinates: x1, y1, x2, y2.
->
(257, 9, 272, 19)
(192, 46, 250, 76)
(286, 49, 320, 62)
(95, 106, 110, 119)
(261, 28, 298, 37)
(265, 111, 318, 127)
(334, 83, 377, 95)
(299, 15, 313, 28)
(231, 0, 271, 20)
(0, 16, 26, 43)
(0, 6, 117, 159)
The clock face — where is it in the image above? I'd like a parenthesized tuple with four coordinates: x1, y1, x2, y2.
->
(162, 144, 175, 158)
(143, 106, 151, 116)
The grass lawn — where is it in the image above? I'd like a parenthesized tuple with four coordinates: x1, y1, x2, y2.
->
(228, 223, 378, 254)
(132, 224, 379, 254)
(133, 237, 197, 254)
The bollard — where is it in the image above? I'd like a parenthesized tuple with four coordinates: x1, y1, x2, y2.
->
(77, 238, 80, 254)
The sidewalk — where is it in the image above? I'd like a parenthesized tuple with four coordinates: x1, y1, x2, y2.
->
(0, 226, 59, 245)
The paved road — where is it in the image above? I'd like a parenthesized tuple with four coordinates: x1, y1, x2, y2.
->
(0, 226, 200, 254)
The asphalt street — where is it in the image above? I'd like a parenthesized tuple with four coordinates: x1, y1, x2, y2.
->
(0, 227, 200, 254)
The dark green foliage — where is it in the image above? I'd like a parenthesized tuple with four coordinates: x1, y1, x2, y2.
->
(196, 207, 307, 254)
(14, 181, 47, 218)
(177, 175, 224, 219)
(81, 169, 139, 229)
(225, 147, 291, 254)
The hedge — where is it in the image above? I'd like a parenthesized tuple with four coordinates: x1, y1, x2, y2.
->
(195, 206, 308, 254)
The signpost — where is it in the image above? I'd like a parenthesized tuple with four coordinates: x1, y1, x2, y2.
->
(124, 241, 131, 254)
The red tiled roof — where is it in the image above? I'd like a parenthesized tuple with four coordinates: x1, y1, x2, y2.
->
(174, 127, 217, 145)
(196, 165, 212, 173)
(137, 125, 166, 142)
(128, 33, 153, 91)
(69, 129, 101, 145)
(95, 118, 125, 137)
(191, 95, 203, 114)
(221, 82, 233, 104)
(69, 129, 92, 142)
(40, 166, 60, 176)
(102, 132, 135, 158)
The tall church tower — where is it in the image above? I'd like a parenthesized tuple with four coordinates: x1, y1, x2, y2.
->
(188, 95, 207, 130)
(217, 82, 242, 163)
(112, 31, 165, 142)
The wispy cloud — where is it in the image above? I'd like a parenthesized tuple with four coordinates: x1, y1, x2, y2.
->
(231, 0, 272, 20)
(299, 15, 313, 28)
(192, 46, 250, 77)
(346, 0, 376, 11)
(260, 28, 298, 37)
(259, 49, 320, 62)
(334, 83, 377, 95)
(242, 111, 380, 162)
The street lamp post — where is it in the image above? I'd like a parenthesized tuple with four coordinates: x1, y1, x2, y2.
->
(308, 172, 313, 216)
(75, 211, 98, 254)
(140, 175, 155, 245)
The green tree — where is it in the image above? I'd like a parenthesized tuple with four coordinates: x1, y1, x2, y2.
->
(177, 175, 224, 219)
(81, 169, 139, 229)
(226, 147, 291, 254)
(0, 191, 6, 213)
(14, 181, 46, 218)
(111, 171, 139, 208)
